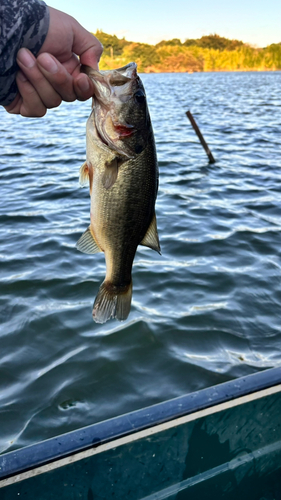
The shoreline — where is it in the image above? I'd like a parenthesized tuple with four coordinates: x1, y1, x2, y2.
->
(141, 68, 281, 74)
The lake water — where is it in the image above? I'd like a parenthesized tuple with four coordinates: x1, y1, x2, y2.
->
(1, 71, 281, 454)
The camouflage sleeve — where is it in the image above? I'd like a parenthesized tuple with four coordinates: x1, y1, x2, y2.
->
(0, 0, 50, 106)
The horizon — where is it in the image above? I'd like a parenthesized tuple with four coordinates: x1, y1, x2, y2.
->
(47, 0, 281, 49)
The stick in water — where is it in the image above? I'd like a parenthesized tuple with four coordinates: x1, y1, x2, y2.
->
(186, 110, 216, 164)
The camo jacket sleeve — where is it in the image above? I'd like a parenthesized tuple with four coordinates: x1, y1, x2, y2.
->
(0, 0, 50, 106)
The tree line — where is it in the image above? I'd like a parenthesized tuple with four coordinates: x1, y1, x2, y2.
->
(95, 31, 281, 73)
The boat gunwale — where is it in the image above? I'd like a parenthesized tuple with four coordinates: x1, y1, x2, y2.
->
(0, 366, 281, 483)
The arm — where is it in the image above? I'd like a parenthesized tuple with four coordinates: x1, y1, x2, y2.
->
(0, 0, 49, 106)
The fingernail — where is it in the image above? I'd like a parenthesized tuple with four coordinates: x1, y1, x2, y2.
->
(17, 48, 35, 69)
(38, 53, 58, 74)
(77, 76, 90, 93)
(17, 70, 27, 82)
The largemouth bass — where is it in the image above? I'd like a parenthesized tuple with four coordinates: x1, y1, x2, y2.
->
(77, 62, 160, 324)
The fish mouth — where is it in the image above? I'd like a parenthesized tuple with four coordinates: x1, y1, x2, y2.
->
(84, 63, 138, 158)
(82, 62, 137, 83)
(108, 62, 137, 82)
(82, 63, 137, 102)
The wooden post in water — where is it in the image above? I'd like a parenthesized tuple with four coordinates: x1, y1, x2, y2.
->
(186, 110, 216, 164)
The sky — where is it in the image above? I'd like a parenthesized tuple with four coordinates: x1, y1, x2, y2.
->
(47, 0, 281, 48)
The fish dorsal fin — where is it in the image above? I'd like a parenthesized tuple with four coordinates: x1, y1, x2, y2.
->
(76, 226, 102, 254)
(79, 161, 89, 187)
(102, 157, 118, 189)
(140, 213, 161, 254)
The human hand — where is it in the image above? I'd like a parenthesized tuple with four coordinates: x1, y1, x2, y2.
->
(5, 6, 103, 117)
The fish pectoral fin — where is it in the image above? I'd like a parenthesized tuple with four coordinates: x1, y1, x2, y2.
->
(79, 161, 89, 187)
(80, 161, 94, 195)
(140, 213, 161, 254)
(102, 158, 118, 189)
(76, 226, 102, 254)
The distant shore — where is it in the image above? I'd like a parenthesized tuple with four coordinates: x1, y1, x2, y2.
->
(95, 31, 281, 73)
(141, 68, 281, 74)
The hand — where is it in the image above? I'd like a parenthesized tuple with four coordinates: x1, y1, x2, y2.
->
(5, 6, 103, 117)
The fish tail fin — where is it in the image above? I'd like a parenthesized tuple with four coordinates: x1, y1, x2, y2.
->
(92, 280, 132, 324)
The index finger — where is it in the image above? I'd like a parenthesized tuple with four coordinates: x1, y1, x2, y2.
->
(72, 23, 103, 69)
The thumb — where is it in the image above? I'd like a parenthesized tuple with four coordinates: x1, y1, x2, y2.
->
(72, 22, 103, 69)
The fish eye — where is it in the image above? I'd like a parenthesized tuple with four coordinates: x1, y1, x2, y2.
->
(135, 144, 143, 154)
(134, 90, 146, 104)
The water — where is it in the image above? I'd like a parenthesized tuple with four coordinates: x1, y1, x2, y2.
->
(1, 72, 281, 454)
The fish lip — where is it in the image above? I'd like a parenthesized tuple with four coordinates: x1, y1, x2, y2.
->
(100, 62, 138, 80)
(83, 63, 137, 104)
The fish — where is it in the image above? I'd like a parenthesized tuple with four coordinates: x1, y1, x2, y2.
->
(76, 62, 160, 324)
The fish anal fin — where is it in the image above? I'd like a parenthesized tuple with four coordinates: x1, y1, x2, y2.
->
(76, 226, 102, 254)
(102, 158, 118, 189)
(140, 213, 161, 254)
